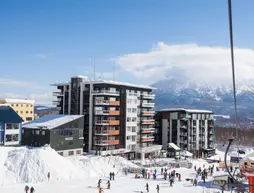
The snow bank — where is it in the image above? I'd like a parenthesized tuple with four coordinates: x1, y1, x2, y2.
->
(0, 146, 140, 184)
(4, 146, 84, 183)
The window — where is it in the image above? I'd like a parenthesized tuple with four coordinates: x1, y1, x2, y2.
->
(127, 136, 130, 140)
(170, 112, 178, 119)
(127, 108, 131, 113)
(76, 150, 81, 155)
(30, 105, 33, 107)
(26, 111, 28, 114)
(42, 131, 45, 135)
(68, 141, 74, 145)
(6, 134, 19, 142)
(127, 126, 131, 131)
(68, 151, 74, 156)
(16, 104, 18, 107)
(6, 123, 12, 129)
(79, 130, 83, 138)
(13, 124, 19, 129)
(11, 104, 14, 107)
(20, 111, 23, 114)
(16, 111, 19, 114)
(26, 117, 33, 121)
(132, 108, 137, 113)
(30, 111, 33, 114)
(58, 152, 63, 156)
(21, 104, 23, 107)
(132, 117, 136, 122)
(26, 104, 28, 107)
(127, 117, 131, 122)
(35, 130, 40, 135)
(132, 126, 136, 132)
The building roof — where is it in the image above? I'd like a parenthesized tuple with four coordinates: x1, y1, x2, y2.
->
(0, 106, 23, 123)
(5, 98, 35, 104)
(168, 143, 180, 150)
(159, 108, 213, 114)
(22, 114, 84, 130)
(51, 77, 156, 90)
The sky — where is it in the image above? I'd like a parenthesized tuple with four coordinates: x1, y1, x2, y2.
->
(1, 0, 254, 105)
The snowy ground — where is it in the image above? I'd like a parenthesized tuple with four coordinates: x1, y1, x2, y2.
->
(0, 145, 249, 193)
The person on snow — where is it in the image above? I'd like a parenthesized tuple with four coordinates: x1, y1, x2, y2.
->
(230, 166, 233, 173)
(168, 172, 171, 179)
(178, 173, 181, 181)
(194, 165, 196, 171)
(153, 173, 156, 180)
(99, 187, 103, 193)
(164, 168, 167, 173)
(109, 172, 112, 180)
(112, 172, 115, 180)
(97, 179, 102, 188)
(169, 177, 174, 187)
(47, 172, 50, 181)
(106, 180, 110, 189)
(156, 184, 159, 193)
(147, 171, 150, 179)
(161, 168, 163, 175)
(24, 185, 29, 193)
(142, 169, 145, 178)
(125, 169, 128, 176)
(164, 172, 167, 180)
(154, 169, 157, 175)
(30, 187, 35, 193)
(193, 178, 197, 186)
(145, 183, 149, 192)
(202, 173, 206, 183)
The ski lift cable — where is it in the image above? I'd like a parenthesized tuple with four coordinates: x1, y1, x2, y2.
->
(224, 0, 254, 187)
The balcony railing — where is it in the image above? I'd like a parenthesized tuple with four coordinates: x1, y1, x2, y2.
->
(94, 139, 120, 146)
(95, 100, 120, 106)
(52, 101, 60, 105)
(94, 110, 120, 116)
(180, 132, 187, 137)
(142, 110, 155, 116)
(92, 90, 120, 95)
(95, 120, 120, 125)
(142, 119, 155, 125)
(94, 130, 120, 135)
(141, 136, 154, 142)
(141, 102, 155, 108)
(141, 128, 155, 133)
(142, 93, 155, 99)
(53, 92, 64, 96)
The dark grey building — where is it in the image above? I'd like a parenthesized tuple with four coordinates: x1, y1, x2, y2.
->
(51, 76, 161, 160)
(22, 114, 84, 156)
(155, 108, 215, 158)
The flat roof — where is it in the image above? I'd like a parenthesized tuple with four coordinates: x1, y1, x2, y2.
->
(159, 108, 213, 114)
(168, 143, 180, 150)
(51, 77, 156, 90)
(5, 98, 35, 104)
(22, 114, 84, 130)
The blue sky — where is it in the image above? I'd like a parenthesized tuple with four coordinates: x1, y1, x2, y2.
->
(1, 0, 254, 105)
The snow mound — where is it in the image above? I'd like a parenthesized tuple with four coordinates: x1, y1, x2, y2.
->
(4, 146, 84, 183)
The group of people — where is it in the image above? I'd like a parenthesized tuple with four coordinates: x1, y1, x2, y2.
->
(193, 164, 214, 185)
(140, 183, 160, 193)
(24, 185, 35, 193)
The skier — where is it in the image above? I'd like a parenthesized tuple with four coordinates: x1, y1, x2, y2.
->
(30, 187, 35, 193)
(154, 169, 157, 175)
(202, 173, 206, 183)
(193, 178, 197, 186)
(24, 185, 29, 193)
(112, 172, 115, 180)
(156, 184, 159, 193)
(178, 173, 181, 181)
(164, 172, 167, 180)
(230, 166, 233, 173)
(194, 165, 196, 171)
(99, 187, 103, 193)
(47, 172, 50, 181)
(97, 179, 102, 188)
(146, 183, 149, 192)
(169, 177, 174, 187)
(147, 171, 150, 179)
(161, 168, 163, 175)
(125, 169, 128, 176)
(109, 172, 112, 180)
(106, 180, 110, 189)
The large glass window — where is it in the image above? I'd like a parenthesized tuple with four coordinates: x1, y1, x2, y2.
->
(170, 112, 178, 119)
(6, 134, 19, 142)
(192, 114, 197, 119)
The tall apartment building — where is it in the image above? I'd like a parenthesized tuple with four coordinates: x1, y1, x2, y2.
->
(51, 76, 161, 160)
(0, 99, 35, 123)
(155, 108, 215, 158)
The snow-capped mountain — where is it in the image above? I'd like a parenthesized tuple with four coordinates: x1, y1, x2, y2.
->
(152, 78, 254, 118)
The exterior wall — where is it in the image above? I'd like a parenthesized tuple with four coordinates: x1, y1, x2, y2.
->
(7, 102, 34, 122)
(22, 117, 84, 152)
(0, 122, 4, 145)
(161, 119, 168, 150)
(57, 148, 83, 157)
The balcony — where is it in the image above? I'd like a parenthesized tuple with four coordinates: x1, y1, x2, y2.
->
(181, 115, 191, 120)
(109, 120, 120, 125)
(94, 139, 120, 146)
(52, 101, 60, 105)
(95, 120, 120, 125)
(142, 110, 155, 116)
(94, 110, 120, 116)
(53, 92, 64, 96)
(94, 130, 120, 136)
(92, 90, 120, 96)
(141, 102, 155, 108)
(95, 100, 120, 106)
(142, 119, 155, 125)
(180, 125, 187, 129)
(141, 136, 154, 142)
(180, 132, 187, 137)
(142, 93, 155, 99)
(141, 128, 155, 133)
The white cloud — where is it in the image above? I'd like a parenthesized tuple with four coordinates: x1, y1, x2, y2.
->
(114, 42, 254, 85)
(0, 92, 54, 106)
(0, 78, 46, 89)
(34, 53, 51, 58)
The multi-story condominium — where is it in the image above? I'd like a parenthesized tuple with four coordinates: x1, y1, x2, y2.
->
(51, 76, 161, 160)
(0, 99, 35, 122)
(0, 105, 23, 146)
(154, 108, 215, 158)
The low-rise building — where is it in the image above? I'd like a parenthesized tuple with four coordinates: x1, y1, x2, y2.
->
(0, 99, 35, 122)
(155, 108, 215, 158)
(21, 114, 84, 156)
(0, 105, 23, 146)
